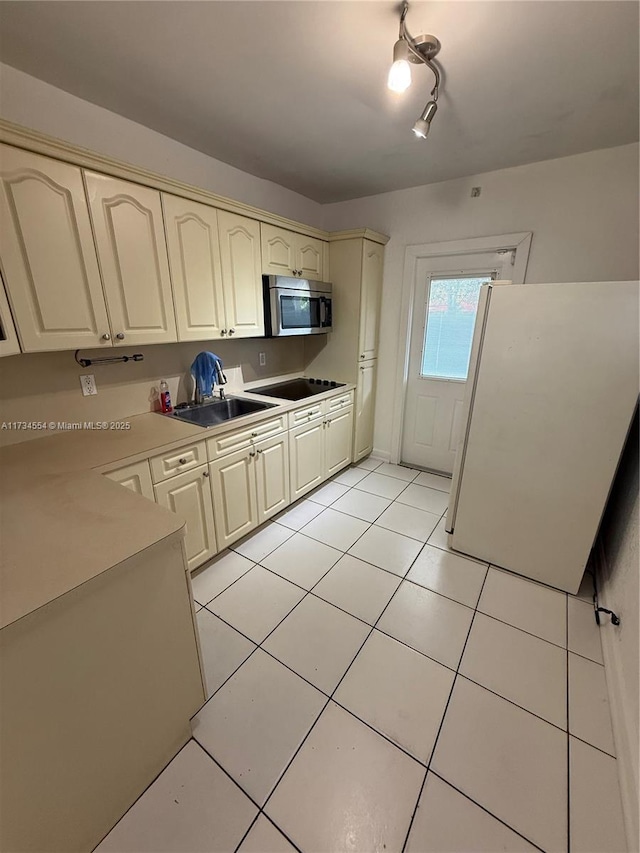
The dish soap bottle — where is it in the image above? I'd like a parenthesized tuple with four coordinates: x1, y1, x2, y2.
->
(160, 379, 173, 414)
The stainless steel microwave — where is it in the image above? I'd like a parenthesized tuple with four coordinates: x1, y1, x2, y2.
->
(263, 276, 333, 337)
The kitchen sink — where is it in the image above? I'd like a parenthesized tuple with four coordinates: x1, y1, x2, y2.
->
(171, 396, 277, 427)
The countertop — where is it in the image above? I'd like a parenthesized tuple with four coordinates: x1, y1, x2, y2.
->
(0, 381, 354, 631)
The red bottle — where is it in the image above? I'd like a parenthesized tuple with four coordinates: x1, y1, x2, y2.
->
(160, 379, 173, 413)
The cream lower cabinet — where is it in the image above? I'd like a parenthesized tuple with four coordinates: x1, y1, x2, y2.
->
(154, 465, 217, 571)
(209, 430, 290, 547)
(325, 406, 354, 476)
(354, 360, 377, 461)
(105, 459, 155, 501)
(289, 419, 326, 500)
(209, 446, 259, 549)
(255, 432, 290, 523)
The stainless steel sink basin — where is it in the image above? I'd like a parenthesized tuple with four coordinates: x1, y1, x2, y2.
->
(171, 396, 277, 428)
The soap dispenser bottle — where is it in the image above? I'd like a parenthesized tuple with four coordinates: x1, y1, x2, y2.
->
(160, 379, 173, 414)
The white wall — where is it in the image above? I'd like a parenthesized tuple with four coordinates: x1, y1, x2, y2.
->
(323, 143, 640, 458)
(0, 64, 325, 228)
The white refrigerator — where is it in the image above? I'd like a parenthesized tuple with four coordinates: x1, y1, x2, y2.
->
(446, 280, 639, 594)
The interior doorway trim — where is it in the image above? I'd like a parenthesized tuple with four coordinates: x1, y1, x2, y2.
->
(389, 231, 532, 465)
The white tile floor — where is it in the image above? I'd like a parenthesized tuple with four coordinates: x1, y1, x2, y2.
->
(97, 458, 627, 853)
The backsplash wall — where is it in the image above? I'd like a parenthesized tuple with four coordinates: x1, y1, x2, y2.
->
(0, 337, 304, 446)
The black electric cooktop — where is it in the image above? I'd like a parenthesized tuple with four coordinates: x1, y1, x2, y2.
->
(250, 378, 345, 401)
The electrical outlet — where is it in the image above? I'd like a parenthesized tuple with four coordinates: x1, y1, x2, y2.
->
(80, 374, 97, 396)
(259, 352, 266, 367)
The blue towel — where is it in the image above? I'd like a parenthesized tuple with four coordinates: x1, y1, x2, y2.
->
(190, 352, 227, 399)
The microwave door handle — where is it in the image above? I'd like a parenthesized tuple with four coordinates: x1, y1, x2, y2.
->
(319, 297, 326, 327)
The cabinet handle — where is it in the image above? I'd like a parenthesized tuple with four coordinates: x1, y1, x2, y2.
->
(249, 450, 256, 457)
(257, 448, 263, 454)
(360, 366, 365, 371)
(251, 431, 258, 437)
(116, 333, 125, 340)
(203, 470, 210, 478)
(101, 333, 111, 341)
(179, 457, 188, 465)
(228, 328, 236, 335)
(221, 329, 227, 336)
(360, 354, 365, 359)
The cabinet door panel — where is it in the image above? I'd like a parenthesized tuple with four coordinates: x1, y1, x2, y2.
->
(209, 448, 258, 548)
(358, 240, 384, 361)
(261, 223, 295, 276)
(289, 420, 325, 500)
(105, 460, 154, 501)
(85, 172, 177, 346)
(325, 407, 354, 476)
(162, 194, 225, 341)
(354, 360, 377, 462)
(0, 272, 20, 357)
(0, 145, 110, 351)
(154, 466, 217, 571)
(256, 433, 290, 523)
(296, 236, 324, 281)
(218, 211, 264, 338)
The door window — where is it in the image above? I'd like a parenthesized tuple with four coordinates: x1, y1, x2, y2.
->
(421, 275, 494, 380)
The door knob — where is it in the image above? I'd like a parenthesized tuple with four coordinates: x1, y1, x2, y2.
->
(101, 333, 111, 340)
(203, 470, 210, 478)
(179, 458, 188, 465)
(229, 328, 236, 335)
(221, 329, 227, 336)
(116, 333, 125, 340)
(360, 354, 365, 359)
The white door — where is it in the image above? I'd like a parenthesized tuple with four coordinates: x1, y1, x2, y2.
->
(84, 172, 177, 346)
(401, 252, 512, 473)
(261, 224, 296, 276)
(209, 447, 258, 548)
(162, 194, 226, 342)
(325, 407, 354, 476)
(255, 432, 290, 522)
(154, 466, 217, 571)
(296, 235, 324, 280)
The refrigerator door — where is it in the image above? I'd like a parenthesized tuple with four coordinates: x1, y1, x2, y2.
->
(447, 281, 639, 593)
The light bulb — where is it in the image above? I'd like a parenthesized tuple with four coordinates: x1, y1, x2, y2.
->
(412, 100, 438, 139)
(388, 39, 412, 92)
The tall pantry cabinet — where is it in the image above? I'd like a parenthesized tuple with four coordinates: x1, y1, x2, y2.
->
(304, 231, 387, 462)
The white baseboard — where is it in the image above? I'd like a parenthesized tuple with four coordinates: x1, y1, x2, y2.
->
(596, 548, 639, 853)
(371, 447, 391, 463)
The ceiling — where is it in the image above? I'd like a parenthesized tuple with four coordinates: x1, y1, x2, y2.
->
(0, 1, 637, 203)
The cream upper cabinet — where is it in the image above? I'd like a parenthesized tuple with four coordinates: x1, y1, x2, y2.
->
(0, 145, 111, 352)
(354, 360, 377, 461)
(325, 406, 354, 476)
(0, 273, 20, 357)
(261, 224, 325, 281)
(154, 465, 217, 571)
(84, 172, 177, 346)
(162, 194, 226, 342)
(217, 211, 264, 338)
(255, 432, 290, 523)
(209, 445, 259, 548)
(358, 240, 384, 361)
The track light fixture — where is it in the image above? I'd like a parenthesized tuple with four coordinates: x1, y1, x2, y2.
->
(387, 1, 442, 139)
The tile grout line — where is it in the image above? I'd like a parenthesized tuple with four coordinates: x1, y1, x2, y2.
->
(400, 565, 490, 853)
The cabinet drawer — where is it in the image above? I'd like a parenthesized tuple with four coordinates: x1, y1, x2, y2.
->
(325, 391, 354, 413)
(206, 414, 287, 460)
(287, 402, 324, 429)
(150, 441, 207, 482)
